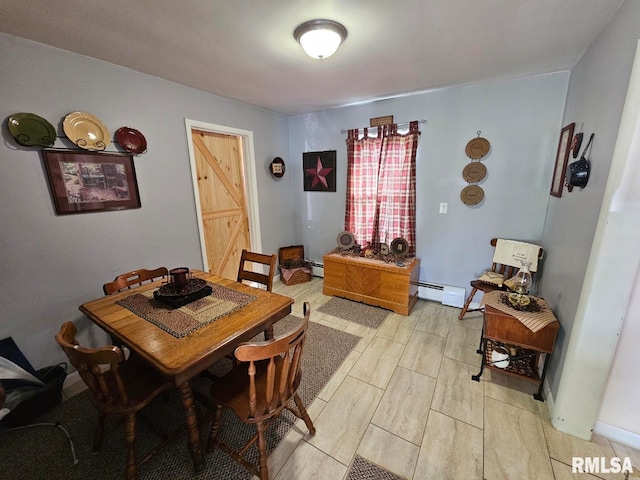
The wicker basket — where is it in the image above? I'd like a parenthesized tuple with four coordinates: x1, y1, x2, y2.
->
(279, 245, 311, 286)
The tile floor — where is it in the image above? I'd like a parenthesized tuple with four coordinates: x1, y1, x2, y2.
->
(267, 277, 640, 480)
(62, 276, 640, 479)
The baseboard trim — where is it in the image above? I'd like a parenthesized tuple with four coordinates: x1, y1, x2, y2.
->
(545, 380, 640, 449)
(594, 421, 640, 449)
(543, 377, 556, 418)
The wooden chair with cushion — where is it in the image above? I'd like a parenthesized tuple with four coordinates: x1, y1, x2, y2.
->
(55, 321, 174, 480)
(236, 250, 277, 292)
(102, 267, 169, 295)
(206, 302, 316, 480)
(458, 238, 543, 320)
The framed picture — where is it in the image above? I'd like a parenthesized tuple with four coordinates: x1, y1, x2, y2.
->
(303, 150, 336, 192)
(42, 149, 141, 214)
(550, 123, 575, 197)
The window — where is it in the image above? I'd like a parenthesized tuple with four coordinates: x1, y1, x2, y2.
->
(345, 121, 420, 253)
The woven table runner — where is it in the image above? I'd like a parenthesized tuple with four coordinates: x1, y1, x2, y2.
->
(116, 282, 256, 338)
(481, 290, 558, 333)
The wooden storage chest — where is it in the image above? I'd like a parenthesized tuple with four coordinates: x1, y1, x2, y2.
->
(322, 253, 420, 315)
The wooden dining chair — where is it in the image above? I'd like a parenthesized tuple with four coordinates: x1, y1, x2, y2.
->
(102, 267, 169, 295)
(55, 321, 174, 480)
(236, 250, 277, 292)
(458, 238, 543, 320)
(206, 302, 316, 480)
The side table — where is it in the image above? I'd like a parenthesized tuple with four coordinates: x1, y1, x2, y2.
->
(471, 304, 559, 401)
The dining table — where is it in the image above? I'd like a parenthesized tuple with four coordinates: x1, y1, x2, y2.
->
(78, 269, 294, 472)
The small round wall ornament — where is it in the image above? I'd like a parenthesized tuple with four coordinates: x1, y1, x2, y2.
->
(465, 131, 491, 159)
(336, 231, 355, 249)
(462, 162, 487, 183)
(270, 157, 286, 178)
(460, 185, 485, 205)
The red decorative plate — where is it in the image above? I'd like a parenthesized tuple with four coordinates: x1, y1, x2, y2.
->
(115, 127, 147, 154)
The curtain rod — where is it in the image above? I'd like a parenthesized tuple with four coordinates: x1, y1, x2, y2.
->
(340, 119, 427, 134)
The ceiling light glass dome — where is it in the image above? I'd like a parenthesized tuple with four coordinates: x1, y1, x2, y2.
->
(294, 19, 347, 59)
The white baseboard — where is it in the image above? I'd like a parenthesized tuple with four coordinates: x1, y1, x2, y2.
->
(544, 380, 640, 449)
(543, 378, 556, 417)
(594, 421, 640, 449)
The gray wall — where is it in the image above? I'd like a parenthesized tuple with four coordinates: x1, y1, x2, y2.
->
(288, 73, 570, 293)
(538, 0, 640, 437)
(0, 33, 293, 368)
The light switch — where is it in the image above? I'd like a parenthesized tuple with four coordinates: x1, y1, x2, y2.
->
(439, 203, 448, 214)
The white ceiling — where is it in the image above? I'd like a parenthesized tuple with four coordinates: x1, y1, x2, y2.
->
(0, 0, 623, 116)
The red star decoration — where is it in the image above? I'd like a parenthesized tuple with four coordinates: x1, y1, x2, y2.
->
(306, 156, 333, 189)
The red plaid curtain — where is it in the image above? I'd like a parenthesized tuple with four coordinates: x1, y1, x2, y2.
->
(345, 121, 419, 253)
(345, 128, 382, 246)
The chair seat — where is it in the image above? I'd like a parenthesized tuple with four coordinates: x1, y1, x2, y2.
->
(469, 279, 507, 294)
(210, 357, 302, 422)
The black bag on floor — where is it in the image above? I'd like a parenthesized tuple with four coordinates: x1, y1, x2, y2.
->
(0, 336, 68, 429)
(2, 363, 67, 428)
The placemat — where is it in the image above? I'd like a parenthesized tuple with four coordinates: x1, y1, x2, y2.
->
(481, 290, 557, 333)
(116, 283, 256, 338)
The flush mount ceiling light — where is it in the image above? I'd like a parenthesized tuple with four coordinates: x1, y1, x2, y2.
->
(294, 19, 347, 59)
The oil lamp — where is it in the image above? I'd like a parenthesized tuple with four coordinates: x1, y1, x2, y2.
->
(509, 261, 532, 306)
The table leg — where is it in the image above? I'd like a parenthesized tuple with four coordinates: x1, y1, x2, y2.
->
(178, 382, 205, 472)
(534, 353, 551, 402)
(264, 325, 275, 340)
(472, 337, 487, 382)
(476, 325, 485, 354)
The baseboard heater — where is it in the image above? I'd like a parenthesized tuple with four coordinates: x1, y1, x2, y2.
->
(309, 261, 324, 278)
(417, 281, 466, 308)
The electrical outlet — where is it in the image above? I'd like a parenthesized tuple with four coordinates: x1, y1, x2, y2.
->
(439, 202, 448, 214)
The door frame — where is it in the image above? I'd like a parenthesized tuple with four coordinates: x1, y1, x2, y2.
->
(184, 119, 262, 272)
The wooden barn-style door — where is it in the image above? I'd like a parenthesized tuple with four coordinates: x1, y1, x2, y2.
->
(189, 127, 252, 280)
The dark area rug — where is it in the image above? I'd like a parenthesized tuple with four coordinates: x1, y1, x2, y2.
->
(318, 297, 390, 329)
(346, 455, 407, 480)
(0, 316, 360, 480)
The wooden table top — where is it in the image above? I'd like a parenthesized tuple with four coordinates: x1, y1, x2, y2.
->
(79, 270, 293, 385)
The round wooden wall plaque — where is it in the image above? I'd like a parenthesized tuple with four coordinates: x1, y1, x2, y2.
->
(462, 162, 487, 183)
(460, 185, 485, 205)
(465, 137, 491, 159)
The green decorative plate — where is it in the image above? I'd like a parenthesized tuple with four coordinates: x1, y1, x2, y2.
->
(7, 113, 57, 147)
